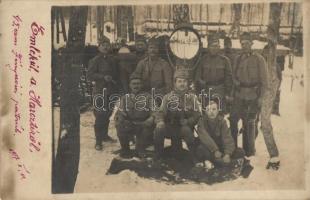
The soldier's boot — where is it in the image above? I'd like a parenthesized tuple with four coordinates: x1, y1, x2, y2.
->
(180, 126, 199, 165)
(94, 126, 103, 151)
(102, 119, 117, 143)
(229, 116, 239, 148)
(118, 134, 132, 159)
(243, 119, 256, 157)
(153, 128, 165, 161)
(266, 157, 280, 170)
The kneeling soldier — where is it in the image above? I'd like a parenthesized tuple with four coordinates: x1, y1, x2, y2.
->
(115, 74, 155, 158)
(196, 100, 245, 166)
(153, 69, 201, 164)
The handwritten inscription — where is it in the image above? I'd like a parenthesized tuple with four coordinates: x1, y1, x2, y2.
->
(9, 149, 30, 180)
(28, 22, 45, 152)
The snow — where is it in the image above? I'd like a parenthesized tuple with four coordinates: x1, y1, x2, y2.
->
(53, 56, 305, 192)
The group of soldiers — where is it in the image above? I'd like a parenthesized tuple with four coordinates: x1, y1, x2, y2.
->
(87, 30, 281, 171)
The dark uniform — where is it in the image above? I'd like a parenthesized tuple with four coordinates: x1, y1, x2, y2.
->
(118, 36, 147, 93)
(154, 70, 201, 163)
(115, 74, 154, 158)
(260, 41, 280, 159)
(196, 114, 244, 163)
(195, 35, 233, 113)
(230, 32, 269, 157)
(133, 38, 173, 97)
(87, 38, 119, 149)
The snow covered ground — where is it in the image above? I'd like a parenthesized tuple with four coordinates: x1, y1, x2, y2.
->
(53, 56, 305, 192)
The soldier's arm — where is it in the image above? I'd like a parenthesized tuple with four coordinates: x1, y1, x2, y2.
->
(257, 54, 269, 98)
(220, 119, 235, 156)
(132, 59, 144, 78)
(197, 117, 219, 153)
(87, 57, 104, 82)
(223, 56, 233, 96)
(187, 94, 201, 127)
(114, 95, 128, 123)
(154, 94, 168, 124)
(119, 63, 130, 93)
(163, 61, 173, 93)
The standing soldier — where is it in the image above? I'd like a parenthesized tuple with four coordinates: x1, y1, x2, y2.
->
(261, 27, 280, 170)
(115, 73, 155, 158)
(230, 32, 269, 157)
(118, 35, 148, 93)
(153, 69, 201, 166)
(195, 34, 233, 114)
(223, 36, 237, 64)
(87, 37, 119, 151)
(133, 38, 173, 99)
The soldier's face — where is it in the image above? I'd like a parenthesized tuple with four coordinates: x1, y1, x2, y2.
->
(148, 45, 159, 57)
(175, 78, 188, 92)
(208, 45, 220, 55)
(240, 40, 253, 52)
(129, 79, 142, 93)
(206, 102, 219, 119)
(98, 42, 110, 54)
(135, 41, 147, 52)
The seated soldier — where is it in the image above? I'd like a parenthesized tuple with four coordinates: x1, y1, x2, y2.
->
(115, 74, 155, 158)
(196, 100, 245, 167)
(153, 69, 200, 165)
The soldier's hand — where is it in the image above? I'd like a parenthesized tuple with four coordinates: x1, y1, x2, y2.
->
(180, 119, 188, 126)
(223, 154, 231, 164)
(143, 117, 154, 127)
(156, 121, 165, 130)
(104, 75, 113, 82)
(214, 150, 222, 159)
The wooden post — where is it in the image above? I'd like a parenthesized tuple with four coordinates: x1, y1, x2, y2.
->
(229, 4, 242, 38)
(52, 6, 88, 194)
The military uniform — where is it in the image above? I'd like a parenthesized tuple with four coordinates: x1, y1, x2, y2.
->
(118, 52, 147, 93)
(230, 34, 268, 156)
(195, 36, 233, 113)
(119, 36, 147, 93)
(260, 43, 280, 158)
(196, 114, 245, 162)
(115, 90, 154, 157)
(153, 70, 201, 163)
(134, 57, 173, 96)
(87, 52, 119, 146)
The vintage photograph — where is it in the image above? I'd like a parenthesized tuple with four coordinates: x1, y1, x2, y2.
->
(51, 2, 304, 193)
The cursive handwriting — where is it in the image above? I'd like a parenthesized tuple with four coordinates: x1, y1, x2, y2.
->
(9, 149, 30, 180)
(12, 15, 22, 46)
(28, 22, 44, 73)
(28, 90, 42, 152)
(10, 97, 24, 134)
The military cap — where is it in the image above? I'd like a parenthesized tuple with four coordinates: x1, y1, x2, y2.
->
(135, 34, 147, 44)
(148, 37, 159, 47)
(98, 35, 110, 45)
(129, 73, 142, 82)
(240, 32, 252, 42)
(174, 69, 190, 80)
(208, 34, 220, 47)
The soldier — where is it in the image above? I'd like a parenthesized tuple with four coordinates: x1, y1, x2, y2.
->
(261, 27, 280, 170)
(195, 34, 233, 114)
(133, 37, 173, 98)
(196, 100, 245, 166)
(230, 32, 269, 157)
(223, 36, 237, 64)
(119, 35, 147, 93)
(115, 73, 155, 158)
(153, 69, 201, 165)
(87, 37, 119, 151)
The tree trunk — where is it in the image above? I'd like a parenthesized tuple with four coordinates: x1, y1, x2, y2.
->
(229, 4, 242, 38)
(52, 6, 88, 194)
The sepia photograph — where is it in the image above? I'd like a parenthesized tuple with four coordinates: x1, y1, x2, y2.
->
(51, 2, 305, 194)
